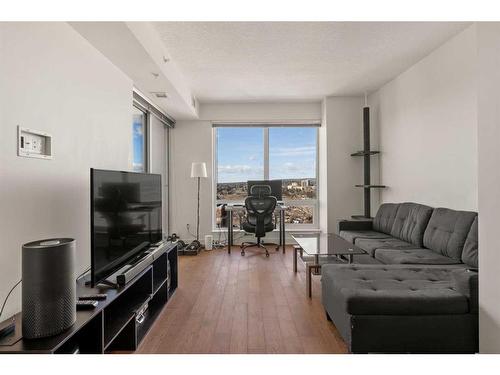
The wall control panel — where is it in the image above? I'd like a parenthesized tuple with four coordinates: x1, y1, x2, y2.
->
(17, 126, 53, 160)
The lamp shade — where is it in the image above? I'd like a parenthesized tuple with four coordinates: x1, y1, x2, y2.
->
(190, 162, 207, 178)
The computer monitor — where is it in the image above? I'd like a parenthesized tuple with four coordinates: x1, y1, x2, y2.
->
(247, 179, 283, 201)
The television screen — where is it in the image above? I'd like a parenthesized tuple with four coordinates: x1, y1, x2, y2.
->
(90, 169, 162, 286)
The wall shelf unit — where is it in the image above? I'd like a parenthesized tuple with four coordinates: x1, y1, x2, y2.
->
(351, 106, 386, 219)
(350, 150, 380, 157)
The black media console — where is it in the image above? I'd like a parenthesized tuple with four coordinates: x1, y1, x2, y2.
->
(0, 242, 178, 354)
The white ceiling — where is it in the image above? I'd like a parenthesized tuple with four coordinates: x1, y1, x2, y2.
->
(154, 22, 470, 102)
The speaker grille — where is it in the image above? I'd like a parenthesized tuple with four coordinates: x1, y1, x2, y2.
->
(23, 285, 76, 339)
(22, 238, 77, 339)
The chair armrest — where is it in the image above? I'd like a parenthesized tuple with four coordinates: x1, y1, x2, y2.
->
(338, 219, 373, 232)
(452, 269, 478, 314)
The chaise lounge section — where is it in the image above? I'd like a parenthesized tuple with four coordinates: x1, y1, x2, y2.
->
(322, 202, 478, 353)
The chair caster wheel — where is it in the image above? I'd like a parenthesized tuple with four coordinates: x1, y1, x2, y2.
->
(241, 251, 245, 256)
(266, 252, 269, 257)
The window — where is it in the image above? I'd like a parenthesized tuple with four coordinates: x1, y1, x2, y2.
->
(132, 105, 147, 172)
(269, 127, 317, 225)
(214, 125, 319, 228)
(216, 127, 264, 201)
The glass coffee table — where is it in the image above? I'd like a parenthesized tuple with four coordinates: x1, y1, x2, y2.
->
(291, 233, 366, 297)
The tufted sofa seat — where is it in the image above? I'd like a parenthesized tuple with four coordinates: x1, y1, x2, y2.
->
(374, 248, 463, 265)
(326, 203, 479, 353)
(322, 263, 478, 353)
(322, 265, 471, 315)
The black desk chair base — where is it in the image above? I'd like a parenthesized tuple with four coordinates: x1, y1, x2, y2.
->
(241, 241, 279, 251)
(241, 237, 269, 257)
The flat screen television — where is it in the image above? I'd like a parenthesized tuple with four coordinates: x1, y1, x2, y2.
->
(90, 168, 162, 286)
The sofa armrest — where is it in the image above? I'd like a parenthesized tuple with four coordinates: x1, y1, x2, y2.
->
(452, 269, 478, 314)
(338, 219, 373, 232)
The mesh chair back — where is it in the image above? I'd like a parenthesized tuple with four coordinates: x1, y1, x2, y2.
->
(244, 194, 277, 237)
(249, 184, 272, 198)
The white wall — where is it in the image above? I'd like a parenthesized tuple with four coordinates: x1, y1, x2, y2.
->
(318, 101, 329, 233)
(477, 22, 500, 354)
(0, 23, 135, 319)
(322, 96, 377, 232)
(169, 102, 322, 241)
(200, 102, 321, 121)
(169, 120, 213, 241)
(369, 25, 478, 211)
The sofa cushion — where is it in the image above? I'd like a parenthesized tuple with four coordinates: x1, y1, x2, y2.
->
(355, 237, 418, 257)
(373, 203, 400, 234)
(375, 248, 463, 265)
(321, 264, 469, 315)
(423, 208, 477, 260)
(339, 230, 391, 244)
(389, 203, 433, 247)
(462, 217, 478, 268)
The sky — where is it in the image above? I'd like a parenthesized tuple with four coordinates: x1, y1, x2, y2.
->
(217, 127, 317, 183)
(132, 114, 145, 171)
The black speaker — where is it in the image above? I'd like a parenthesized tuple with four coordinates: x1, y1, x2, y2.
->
(22, 238, 76, 339)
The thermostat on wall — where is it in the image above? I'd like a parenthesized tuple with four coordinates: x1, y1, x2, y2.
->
(17, 126, 53, 160)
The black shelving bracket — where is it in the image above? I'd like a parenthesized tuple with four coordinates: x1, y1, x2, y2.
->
(350, 150, 380, 157)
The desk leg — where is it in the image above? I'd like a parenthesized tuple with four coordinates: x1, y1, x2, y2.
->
(306, 264, 314, 298)
(293, 246, 298, 273)
(280, 209, 286, 254)
(275, 212, 280, 251)
(227, 212, 233, 254)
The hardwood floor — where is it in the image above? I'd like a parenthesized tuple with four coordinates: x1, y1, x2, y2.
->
(137, 245, 348, 354)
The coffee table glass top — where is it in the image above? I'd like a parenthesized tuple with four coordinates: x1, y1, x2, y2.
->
(291, 233, 366, 256)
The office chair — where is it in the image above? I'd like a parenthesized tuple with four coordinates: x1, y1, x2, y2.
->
(240, 185, 277, 257)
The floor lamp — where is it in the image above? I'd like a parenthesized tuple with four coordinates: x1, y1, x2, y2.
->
(189, 162, 207, 250)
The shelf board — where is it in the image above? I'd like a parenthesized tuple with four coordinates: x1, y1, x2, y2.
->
(104, 295, 151, 346)
(153, 277, 168, 295)
(355, 184, 387, 189)
(351, 215, 373, 220)
(350, 151, 380, 157)
(104, 314, 135, 350)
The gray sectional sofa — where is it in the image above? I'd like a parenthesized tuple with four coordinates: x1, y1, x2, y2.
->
(321, 202, 478, 353)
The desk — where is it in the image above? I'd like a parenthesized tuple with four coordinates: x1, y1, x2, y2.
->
(225, 203, 287, 254)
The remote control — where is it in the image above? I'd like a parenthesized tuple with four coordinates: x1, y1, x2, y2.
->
(79, 294, 107, 300)
(76, 300, 98, 310)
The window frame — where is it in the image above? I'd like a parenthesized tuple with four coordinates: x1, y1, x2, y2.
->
(212, 124, 320, 231)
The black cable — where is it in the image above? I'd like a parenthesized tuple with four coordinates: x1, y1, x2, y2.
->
(0, 279, 22, 319)
(186, 224, 197, 239)
(76, 267, 91, 281)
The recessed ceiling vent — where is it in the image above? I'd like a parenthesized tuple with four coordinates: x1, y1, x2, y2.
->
(151, 91, 168, 99)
